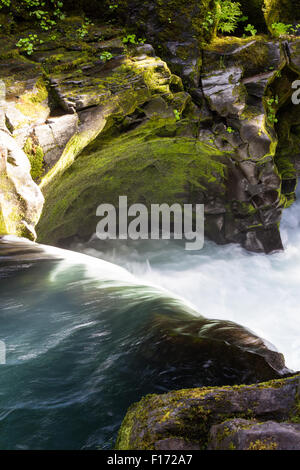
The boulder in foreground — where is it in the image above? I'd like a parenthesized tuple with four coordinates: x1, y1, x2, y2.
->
(116, 374, 300, 450)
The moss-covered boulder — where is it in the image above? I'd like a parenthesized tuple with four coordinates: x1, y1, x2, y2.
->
(37, 118, 229, 244)
(116, 374, 300, 450)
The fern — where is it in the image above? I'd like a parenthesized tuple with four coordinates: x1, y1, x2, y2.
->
(216, 1, 243, 34)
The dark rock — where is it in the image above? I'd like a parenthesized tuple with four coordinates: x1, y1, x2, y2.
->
(155, 438, 201, 450)
(135, 44, 155, 57)
(209, 418, 300, 450)
(116, 374, 300, 450)
(288, 41, 300, 73)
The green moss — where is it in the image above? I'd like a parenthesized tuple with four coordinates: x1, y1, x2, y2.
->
(205, 35, 266, 52)
(0, 209, 8, 236)
(289, 394, 300, 423)
(248, 439, 278, 450)
(15, 76, 49, 119)
(24, 137, 45, 181)
(0, 172, 32, 238)
(37, 118, 228, 244)
(116, 374, 300, 450)
(235, 40, 273, 75)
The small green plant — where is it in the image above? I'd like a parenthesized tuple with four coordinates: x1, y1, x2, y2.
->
(226, 126, 234, 133)
(216, 0, 245, 34)
(0, 0, 11, 8)
(16, 34, 43, 55)
(76, 17, 93, 39)
(271, 22, 292, 37)
(290, 24, 300, 34)
(30, 9, 57, 31)
(244, 24, 257, 37)
(266, 96, 279, 125)
(122, 34, 145, 45)
(100, 51, 113, 62)
(49, 33, 57, 41)
(1, 0, 65, 30)
(203, 11, 214, 32)
(173, 109, 180, 121)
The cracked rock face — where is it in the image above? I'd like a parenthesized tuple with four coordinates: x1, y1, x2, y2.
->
(0, 18, 299, 253)
(196, 39, 300, 253)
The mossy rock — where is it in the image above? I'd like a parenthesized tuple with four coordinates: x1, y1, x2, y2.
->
(116, 374, 300, 450)
(117, 0, 217, 44)
(23, 137, 45, 182)
(275, 103, 300, 199)
(208, 418, 300, 450)
(37, 118, 228, 245)
(0, 131, 44, 240)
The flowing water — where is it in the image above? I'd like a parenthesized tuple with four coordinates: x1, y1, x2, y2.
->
(0, 192, 299, 449)
(72, 192, 300, 374)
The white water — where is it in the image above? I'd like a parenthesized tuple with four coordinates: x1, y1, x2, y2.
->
(71, 192, 300, 372)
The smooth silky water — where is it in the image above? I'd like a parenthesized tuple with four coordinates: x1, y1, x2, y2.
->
(0, 192, 299, 449)
(73, 193, 300, 374)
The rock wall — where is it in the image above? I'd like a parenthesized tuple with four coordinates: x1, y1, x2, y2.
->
(0, 80, 44, 240)
(0, 5, 299, 251)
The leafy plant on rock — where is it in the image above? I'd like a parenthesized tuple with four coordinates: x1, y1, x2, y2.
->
(173, 109, 180, 121)
(266, 96, 279, 125)
(100, 51, 113, 62)
(16, 34, 43, 55)
(76, 17, 93, 39)
(1, 0, 65, 31)
(244, 23, 257, 37)
(122, 34, 145, 45)
(271, 22, 292, 37)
